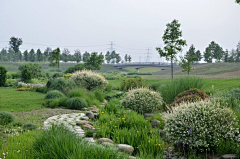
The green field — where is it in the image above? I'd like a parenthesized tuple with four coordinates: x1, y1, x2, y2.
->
(123, 67, 161, 73)
(0, 87, 45, 112)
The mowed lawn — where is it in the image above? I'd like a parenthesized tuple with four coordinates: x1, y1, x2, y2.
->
(0, 87, 45, 112)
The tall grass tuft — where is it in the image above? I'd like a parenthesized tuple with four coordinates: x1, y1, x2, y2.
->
(33, 124, 129, 159)
(157, 76, 204, 104)
(0, 111, 15, 125)
(45, 90, 65, 99)
(66, 97, 88, 110)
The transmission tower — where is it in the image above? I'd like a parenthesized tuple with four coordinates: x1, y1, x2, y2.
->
(145, 48, 151, 62)
(108, 41, 116, 53)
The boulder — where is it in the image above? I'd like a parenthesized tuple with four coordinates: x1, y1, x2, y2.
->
(143, 113, 154, 118)
(76, 120, 93, 126)
(92, 109, 98, 113)
(98, 138, 114, 144)
(116, 144, 134, 155)
(85, 111, 94, 119)
(151, 119, 160, 127)
(101, 142, 114, 147)
(81, 107, 88, 111)
(80, 116, 89, 120)
(158, 129, 165, 137)
(167, 147, 174, 153)
(83, 124, 95, 130)
(221, 154, 238, 159)
(93, 113, 99, 119)
(174, 141, 185, 152)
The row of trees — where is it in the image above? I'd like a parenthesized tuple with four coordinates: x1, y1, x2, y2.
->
(104, 50, 132, 63)
(0, 37, 131, 64)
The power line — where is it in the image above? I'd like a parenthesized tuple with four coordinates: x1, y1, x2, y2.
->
(145, 48, 151, 62)
(108, 41, 116, 53)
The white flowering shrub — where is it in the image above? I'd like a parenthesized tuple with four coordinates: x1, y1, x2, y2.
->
(18, 81, 46, 88)
(163, 100, 239, 150)
(70, 70, 108, 91)
(121, 88, 163, 114)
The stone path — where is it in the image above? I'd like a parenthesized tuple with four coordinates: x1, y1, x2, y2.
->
(44, 113, 86, 137)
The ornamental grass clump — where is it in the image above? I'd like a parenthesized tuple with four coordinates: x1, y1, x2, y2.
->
(45, 90, 65, 99)
(70, 70, 108, 91)
(163, 100, 239, 151)
(66, 97, 88, 110)
(0, 111, 15, 125)
(121, 88, 163, 114)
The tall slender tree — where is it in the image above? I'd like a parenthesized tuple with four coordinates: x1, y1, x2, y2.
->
(82, 51, 90, 62)
(124, 54, 128, 62)
(74, 49, 81, 63)
(36, 49, 43, 62)
(62, 48, 70, 63)
(156, 19, 187, 79)
(29, 49, 36, 62)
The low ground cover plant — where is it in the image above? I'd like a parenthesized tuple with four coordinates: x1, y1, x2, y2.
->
(163, 100, 239, 153)
(121, 87, 163, 114)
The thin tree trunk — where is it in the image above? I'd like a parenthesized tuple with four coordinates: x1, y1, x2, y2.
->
(171, 57, 173, 79)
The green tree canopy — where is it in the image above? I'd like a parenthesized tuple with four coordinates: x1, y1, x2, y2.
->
(84, 52, 104, 70)
(156, 19, 187, 79)
(49, 48, 61, 71)
(204, 41, 224, 63)
(9, 37, 23, 62)
(18, 63, 42, 78)
(62, 48, 70, 63)
(82, 51, 90, 62)
(179, 50, 197, 74)
(74, 49, 81, 63)
(29, 49, 36, 62)
(0, 66, 7, 86)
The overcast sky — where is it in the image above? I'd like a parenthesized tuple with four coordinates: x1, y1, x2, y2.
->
(0, 0, 239, 62)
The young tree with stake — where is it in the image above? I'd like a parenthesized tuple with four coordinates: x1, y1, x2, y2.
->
(156, 19, 187, 79)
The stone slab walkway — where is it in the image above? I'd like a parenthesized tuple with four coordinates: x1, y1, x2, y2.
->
(44, 113, 86, 137)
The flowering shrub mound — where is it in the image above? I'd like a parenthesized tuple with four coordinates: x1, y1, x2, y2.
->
(172, 88, 209, 106)
(121, 88, 163, 114)
(163, 100, 239, 151)
(70, 70, 108, 91)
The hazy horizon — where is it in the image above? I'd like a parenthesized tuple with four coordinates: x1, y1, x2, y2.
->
(0, 0, 239, 62)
